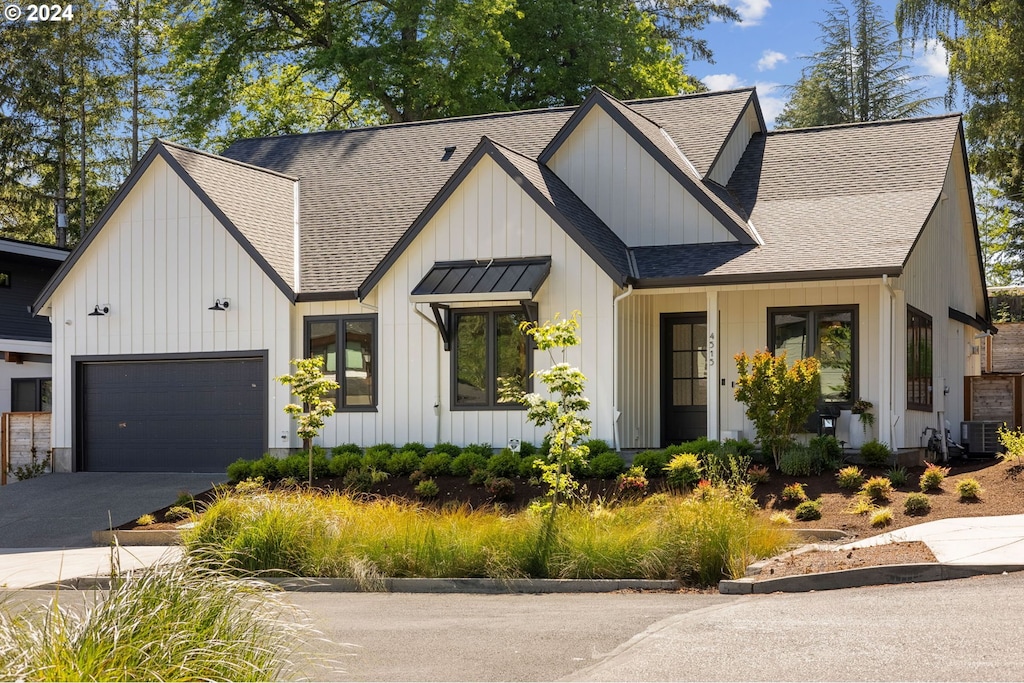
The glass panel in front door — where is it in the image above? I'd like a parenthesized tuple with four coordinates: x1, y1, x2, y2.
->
(671, 322, 707, 407)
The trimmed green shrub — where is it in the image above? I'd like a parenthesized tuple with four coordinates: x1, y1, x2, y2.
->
(387, 450, 422, 476)
(329, 452, 362, 477)
(331, 443, 363, 456)
(860, 476, 893, 502)
(860, 440, 891, 468)
(631, 449, 669, 477)
(249, 454, 281, 482)
(517, 441, 537, 458)
(722, 438, 757, 459)
(468, 469, 489, 486)
(420, 452, 453, 477)
(486, 450, 521, 478)
(518, 456, 542, 478)
(809, 435, 842, 471)
(583, 439, 611, 456)
(450, 452, 488, 477)
(919, 462, 950, 492)
(665, 453, 703, 489)
(362, 445, 394, 471)
(414, 479, 440, 499)
(794, 499, 822, 521)
(779, 444, 816, 476)
(400, 442, 429, 457)
(278, 454, 307, 480)
(667, 438, 720, 458)
(836, 466, 865, 490)
(956, 477, 983, 501)
(586, 451, 627, 479)
(903, 492, 931, 516)
(461, 443, 494, 457)
(342, 469, 373, 493)
(886, 465, 910, 488)
(430, 442, 462, 458)
(226, 459, 254, 483)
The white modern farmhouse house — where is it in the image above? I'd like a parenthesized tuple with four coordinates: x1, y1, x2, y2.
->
(33, 87, 990, 472)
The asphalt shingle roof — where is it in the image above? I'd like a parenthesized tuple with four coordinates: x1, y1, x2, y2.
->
(161, 142, 298, 290)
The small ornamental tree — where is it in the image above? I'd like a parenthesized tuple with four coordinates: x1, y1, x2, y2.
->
(500, 311, 591, 513)
(277, 357, 339, 484)
(734, 350, 821, 470)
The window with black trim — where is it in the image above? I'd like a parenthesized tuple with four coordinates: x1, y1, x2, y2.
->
(11, 378, 51, 412)
(907, 306, 933, 411)
(770, 306, 857, 405)
(304, 315, 376, 410)
(452, 309, 530, 408)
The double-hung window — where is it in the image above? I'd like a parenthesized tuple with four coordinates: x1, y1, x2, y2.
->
(304, 315, 376, 410)
(452, 309, 529, 408)
(11, 378, 51, 412)
(907, 306, 933, 411)
(770, 306, 857, 405)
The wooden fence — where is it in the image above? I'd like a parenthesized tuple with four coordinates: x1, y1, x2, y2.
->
(964, 374, 1024, 429)
(0, 412, 52, 485)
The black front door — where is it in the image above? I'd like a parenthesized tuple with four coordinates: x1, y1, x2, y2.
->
(661, 314, 708, 445)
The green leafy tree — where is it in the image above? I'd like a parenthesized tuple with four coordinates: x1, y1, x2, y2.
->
(501, 312, 591, 511)
(776, 0, 936, 129)
(734, 350, 821, 470)
(277, 356, 339, 484)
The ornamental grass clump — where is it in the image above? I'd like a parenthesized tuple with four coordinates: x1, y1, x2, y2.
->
(920, 463, 950, 492)
(860, 476, 894, 502)
(0, 553, 316, 682)
(870, 507, 894, 528)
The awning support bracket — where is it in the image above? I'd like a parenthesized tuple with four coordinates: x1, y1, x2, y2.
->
(430, 303, 451, 351)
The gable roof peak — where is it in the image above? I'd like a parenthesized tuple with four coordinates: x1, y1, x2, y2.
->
(155, 139, 299, 181)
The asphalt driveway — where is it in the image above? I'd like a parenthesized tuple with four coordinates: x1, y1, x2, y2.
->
(0, 472, 224, 547)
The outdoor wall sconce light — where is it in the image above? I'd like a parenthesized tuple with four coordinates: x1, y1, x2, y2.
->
(88, 304, 109, 317)
(208, 298, 231, 311)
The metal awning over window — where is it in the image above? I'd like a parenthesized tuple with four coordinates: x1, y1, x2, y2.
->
(410, 257, 550, 350)
(410, 257, 551, 304)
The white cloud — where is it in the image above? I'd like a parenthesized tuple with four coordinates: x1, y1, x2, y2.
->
(913, 39, 949, 78)
(735, 0, 771, 26)
(753, 81, 786, 127)
(702, 73, 745, 92)
(757, 50, 787, 72)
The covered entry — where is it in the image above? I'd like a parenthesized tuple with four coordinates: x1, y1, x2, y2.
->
(662, 314, 708, 444)
(76, 354, 266, 472)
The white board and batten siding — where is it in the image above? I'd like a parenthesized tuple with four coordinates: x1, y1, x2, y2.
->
(44, 155, 294, 464)
(899, 137, 987, 446)
(547, 106, 736, 247)
(707, 102, 762, 186)
(617, 281, 885, 449)
(355, 153, 618, 450)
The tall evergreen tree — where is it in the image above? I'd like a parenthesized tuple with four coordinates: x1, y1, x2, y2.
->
(776, 0, 936, 129)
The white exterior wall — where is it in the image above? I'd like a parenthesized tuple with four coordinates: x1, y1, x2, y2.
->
(899, 140, 986, 447)
(618, 280, 884, 449)
(548, 106, 736, 247)
(708, 103, 761, 186)
(362, 154, 617, 449)
(44, 156, 294, 459)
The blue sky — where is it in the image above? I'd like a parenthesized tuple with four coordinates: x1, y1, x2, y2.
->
(693, 0, 954, 127)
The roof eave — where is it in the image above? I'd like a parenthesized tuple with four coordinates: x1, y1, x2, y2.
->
(633, 266, 904, 289)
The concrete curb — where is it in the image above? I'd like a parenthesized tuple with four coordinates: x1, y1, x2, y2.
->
(719, 563, 1024, 594)
(28, 576, 682, 594)
(92, 529, 183, 546)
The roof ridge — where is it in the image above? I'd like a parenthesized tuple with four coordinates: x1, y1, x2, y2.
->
(768, 112, 962, 136)
(626, 87, 756, 105)
(157, 139, 299, 181)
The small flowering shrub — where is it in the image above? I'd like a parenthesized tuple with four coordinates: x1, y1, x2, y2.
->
(860, 476, 893, 502)
(836, 466, 865, 490)
(955, 477, 983, 502)
(780, 482, 808, 505)
(794, 499, 822, 521)
(903, 492, 931, 516)
(616, 466, 649, 498)
(746, 465, 771, 485)
(693, 479, 715, 501)
(665, 453, 703, 489)
(919, 463, 950, 492)
(870, 507, 893, 528)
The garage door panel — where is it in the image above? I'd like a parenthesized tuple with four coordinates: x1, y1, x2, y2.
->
(80, 357, 265, 472)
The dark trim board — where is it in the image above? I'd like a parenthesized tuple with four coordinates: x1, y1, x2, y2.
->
(72, 351, 268, 472)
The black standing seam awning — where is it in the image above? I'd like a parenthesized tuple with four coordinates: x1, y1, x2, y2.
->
(410, 257, 551, 303)
(410, 257, 550, 350)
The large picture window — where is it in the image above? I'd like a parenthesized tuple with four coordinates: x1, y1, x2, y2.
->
(304, 315, 376, 410)
(770, 306, 857, 405)
(453, 309, 529, 409)
(11, 378, 51, 412)
(907, 306, 933, 411)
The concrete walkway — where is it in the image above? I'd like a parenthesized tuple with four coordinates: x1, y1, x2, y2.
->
(0, 545, 181, 589)
(842, 513, 1024, 565)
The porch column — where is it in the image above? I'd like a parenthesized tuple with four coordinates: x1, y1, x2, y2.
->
(707, 290, 720, 440)
(878, 281, 895, 448)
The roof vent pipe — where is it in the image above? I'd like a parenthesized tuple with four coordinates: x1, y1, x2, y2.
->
(442, 146, 456, 161)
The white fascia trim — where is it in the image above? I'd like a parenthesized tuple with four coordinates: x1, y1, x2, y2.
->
(0, 339, 53, 355)
(659, 128, 702, 177)
(0, 241, 68, 261)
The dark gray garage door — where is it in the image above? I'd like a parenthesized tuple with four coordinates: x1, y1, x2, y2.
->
(78, 357, 266, 472)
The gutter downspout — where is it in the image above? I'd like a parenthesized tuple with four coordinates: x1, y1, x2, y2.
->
(413, 302, 443, 445)
(882, 275, 900, 449)
(612, 285, 634, 451)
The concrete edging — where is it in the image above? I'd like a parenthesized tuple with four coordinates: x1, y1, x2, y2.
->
(92, 529, 183, 546)
(719, 563, 1024, 594)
